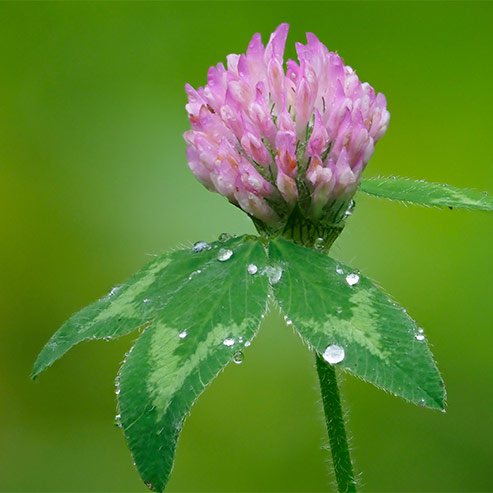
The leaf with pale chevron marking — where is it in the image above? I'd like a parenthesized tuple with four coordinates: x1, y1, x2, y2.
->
(269, 238, 445, 410)
(33, 236, 259, 378)
(117, 237, 269, 492)
(359, 176, 493, 211)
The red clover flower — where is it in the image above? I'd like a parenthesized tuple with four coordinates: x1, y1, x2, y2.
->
(184, 23, 390, 243)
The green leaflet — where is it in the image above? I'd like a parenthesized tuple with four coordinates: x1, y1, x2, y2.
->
(269, 238, 446, 410)
(117, 237, 269, 492)
(359, 176, 493, 211)
(33, 236, 258, 377)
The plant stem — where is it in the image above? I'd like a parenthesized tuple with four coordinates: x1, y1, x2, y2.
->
(315, 352, 356, 493)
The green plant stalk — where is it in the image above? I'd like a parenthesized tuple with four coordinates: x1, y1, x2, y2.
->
(315, 352, 356, 493)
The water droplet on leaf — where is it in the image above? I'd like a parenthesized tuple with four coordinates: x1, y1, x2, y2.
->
(264, 265, 283, 284)
(233, 351, 244, 364)
(244, 341, 251, 347)
(223, 337, 235, 346)
(188, 269, 202, 280)
(415, 334, 425, 341)
(322, 344, 345, 364)
(218, 232, 231, 242)
(217, 248, 233, 261)
(335, 266, 344, 275)
(178, 330, 187, 339)
(109, 286, 121, 297)
(247, 264, 258, 275)
(192, 241, 210, 253)
(345, 272, 360, 287)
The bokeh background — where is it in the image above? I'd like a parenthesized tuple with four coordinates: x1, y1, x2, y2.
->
(2, 2, 492, 492)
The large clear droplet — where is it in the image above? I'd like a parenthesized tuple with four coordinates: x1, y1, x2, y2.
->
(415, 334, 425, 341)
(217, 248, 233, 261)
(223, 337, 235, 346)
(232, 351, 244, 364)
(322, 344, 345, 364)
(192, 241, 210, 253)
(247, 264, 258, 275)
(345, 272, 360, 287)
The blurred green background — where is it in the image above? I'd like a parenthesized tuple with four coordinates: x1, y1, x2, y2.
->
(1, 1, 492, 492)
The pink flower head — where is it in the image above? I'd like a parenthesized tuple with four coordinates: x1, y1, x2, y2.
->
(184, 24, 390, 238)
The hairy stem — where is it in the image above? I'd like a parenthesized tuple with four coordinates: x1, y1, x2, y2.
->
(315, 352, 356, 493)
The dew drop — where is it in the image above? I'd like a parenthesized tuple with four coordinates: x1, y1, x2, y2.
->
(313, 237, 325, 251)
(145, 482, 153, 490)
(418, 327, 424, 334)
(109, 286, 121, 296)
(238, 336, 244, 343)
(192, 241, 210, 253)
(264, 265, 283, 284)
(244, 341, 251, 347)
(233, 351, 244, 364)
(114, 414, 122, 428)
(345, 272, 360, 287)
(415, 334, 425, 341)
(322, 344, 345, 364)
(335, 266, 344, 275)
(178, 330, 187, 339)
(217, 248, 233, 261)
(218, 232, 231, 242)
(345, 200, 356, 217)
(247, 263, 258, 275)
(188, 269, 202, 280)
(223, 337, 235, 346)
(143, 298, 150, 303)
